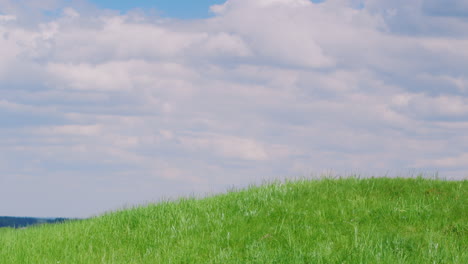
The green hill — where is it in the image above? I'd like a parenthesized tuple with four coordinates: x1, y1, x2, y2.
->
(0, 177, 466, 263)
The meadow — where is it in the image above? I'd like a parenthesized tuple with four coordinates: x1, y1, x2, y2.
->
(0, 177, 466, 263)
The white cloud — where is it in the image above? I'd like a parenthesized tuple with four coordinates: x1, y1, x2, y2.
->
(46, 62, 134, 91)
(14, 17, 202, 64)
(212, 0, 311, 13)
(179, 134, 269, 161)
(198, 32, 252, 57)
(209, 0, 343, 68)
(435, 154, 468, 168)
(393, 94, 468, 119)
(421, 37, 468, 57)
(0, 14, 15, 21)
(38, 125, 102, 136)
(416, 153, 468, 174)
(417, 73, 468, 93)
(63, 7, 80, 18)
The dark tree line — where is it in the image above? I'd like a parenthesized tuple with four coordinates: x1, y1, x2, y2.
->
(0, 216, 69, 228)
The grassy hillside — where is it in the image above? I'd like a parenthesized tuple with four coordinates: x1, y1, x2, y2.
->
(0, 177, 466, 263)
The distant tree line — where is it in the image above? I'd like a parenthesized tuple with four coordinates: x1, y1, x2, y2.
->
(0, 217, 69, 228)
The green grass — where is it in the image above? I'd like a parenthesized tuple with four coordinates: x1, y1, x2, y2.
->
(0, 177, 466, 263)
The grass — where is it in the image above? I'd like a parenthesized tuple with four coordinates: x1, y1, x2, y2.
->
(0, 177, 466, 263)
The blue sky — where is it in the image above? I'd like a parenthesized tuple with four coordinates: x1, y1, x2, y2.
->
(89, 0, 226, 18)
(0, 0, 467, 218)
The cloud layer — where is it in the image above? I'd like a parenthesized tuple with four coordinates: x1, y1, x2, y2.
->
(1, 0, 467, 217)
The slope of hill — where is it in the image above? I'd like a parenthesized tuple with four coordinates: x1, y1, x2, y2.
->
(0, 177, 466, 263)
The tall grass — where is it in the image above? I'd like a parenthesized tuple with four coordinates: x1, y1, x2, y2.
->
(0, 177, 466, 263)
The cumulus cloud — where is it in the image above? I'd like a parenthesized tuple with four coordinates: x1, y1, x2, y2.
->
(179, 134, 269, 161)
(1, 0, 467, 217)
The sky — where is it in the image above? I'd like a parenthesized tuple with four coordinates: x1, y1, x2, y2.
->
(88, 0, 227, 18)
(1, 0, 467, 218)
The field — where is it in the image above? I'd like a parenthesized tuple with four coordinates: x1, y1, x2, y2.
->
(0, 177, 466, 263)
